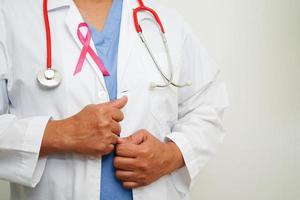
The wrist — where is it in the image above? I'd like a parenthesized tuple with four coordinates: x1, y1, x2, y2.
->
(40, 118, 74, 157)
(163, 141, 185, 174)
(40, 120, 59, 157)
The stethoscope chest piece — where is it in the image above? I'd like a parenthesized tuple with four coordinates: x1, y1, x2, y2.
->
(37, 69, 62, 89)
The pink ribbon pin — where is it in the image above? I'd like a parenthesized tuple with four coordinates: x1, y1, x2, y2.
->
(74, 22, 110, 76)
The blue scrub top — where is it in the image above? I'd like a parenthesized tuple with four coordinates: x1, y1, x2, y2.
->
(89, 0, 133, 199)
(90, 0, 120, 101)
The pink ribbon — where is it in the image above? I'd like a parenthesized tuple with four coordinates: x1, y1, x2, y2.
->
(74, 22, 110, 76)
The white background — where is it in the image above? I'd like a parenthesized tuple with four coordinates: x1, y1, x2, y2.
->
(0, 0, 299, 199)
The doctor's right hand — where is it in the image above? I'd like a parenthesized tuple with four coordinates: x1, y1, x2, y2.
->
(40, 96, 128, 158)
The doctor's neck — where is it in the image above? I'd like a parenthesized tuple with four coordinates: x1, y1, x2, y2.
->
(73, 0, 113, 32)
(73, 0, 112, 6)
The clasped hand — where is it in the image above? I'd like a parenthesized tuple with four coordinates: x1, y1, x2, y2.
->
(114, 130, 184, 189)
(41, 96, 128, 157)
(41, 96, 184, 189)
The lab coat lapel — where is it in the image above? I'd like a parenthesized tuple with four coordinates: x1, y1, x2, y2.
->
(50, 0, 137, 94)
(64, 0, 107, 92)
(117, 0, 138, 93)
(48, 0, 70, 11)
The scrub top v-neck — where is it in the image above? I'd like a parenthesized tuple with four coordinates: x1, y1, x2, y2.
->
(88, 0, 133, 199)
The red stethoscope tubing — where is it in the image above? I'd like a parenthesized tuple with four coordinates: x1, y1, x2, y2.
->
(43, 0, 52, 70)
(133, 0, 165, 33)
(42, 0, 165, 70)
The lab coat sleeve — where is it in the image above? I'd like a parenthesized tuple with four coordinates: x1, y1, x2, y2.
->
(165, 23, 229, 195)
(0, 15, 51, 187)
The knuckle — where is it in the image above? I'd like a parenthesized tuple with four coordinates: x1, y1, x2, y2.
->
(115, 171, 121, 179)
(115, 110, 124, 121)
(140, 148, 149, 156)
(139, 179, 146, 186)
(100, 144, 114, 155)
(122, 182, 128, 188)
(140, 129, 148, 134)
(113, 157, 120, 168)
(107, 144, 114, 151)
(115, 145, 121, 155)
(140, 181, 147, 187)
(138, 174, 147, 182)
(111, 136, 118, 144)
(110, 137, 117, 145)
(123, 182, 134, 189)
(98, 119, 112, 129)
(97, 106, 110, 116)
(94, 144, 105, 153)
(139, 162, 148, 171)
(120, 112, 124, 121)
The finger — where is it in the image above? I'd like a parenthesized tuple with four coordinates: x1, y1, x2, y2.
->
(109, 133, 118, 144)
(115, 170, 136, 182)
(115, 143, 139, 158)
(108, 96, 128, 109)
(110, 108, 124, 122)
(111, 121, 121, 135)
(118, 130, 147, 145)
(113, 156, 137, 171)
(122, 182, 140, 189)
(101, 144, 115, 156)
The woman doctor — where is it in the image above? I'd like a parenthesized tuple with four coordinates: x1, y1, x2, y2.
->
(0, 0, 228, 200)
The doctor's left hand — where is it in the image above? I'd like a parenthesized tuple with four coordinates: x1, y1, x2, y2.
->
(114, 130, 185, 188)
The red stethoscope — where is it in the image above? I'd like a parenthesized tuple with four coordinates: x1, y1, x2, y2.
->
(37, 0, 62, 89)
(38, 0, 191, 89)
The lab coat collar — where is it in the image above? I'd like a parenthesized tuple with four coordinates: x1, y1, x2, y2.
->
(48, 0, 71, 12)
(47, 0, 139, 94)
(61, 0, 109, 92)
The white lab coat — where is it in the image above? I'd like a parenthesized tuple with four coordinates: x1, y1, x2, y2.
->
(0, 0, 228, 199)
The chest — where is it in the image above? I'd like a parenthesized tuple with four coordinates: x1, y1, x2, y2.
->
(5, 5, 181, 137)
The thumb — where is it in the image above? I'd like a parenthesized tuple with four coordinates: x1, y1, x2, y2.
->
(118, 130, 146, 145)
(109, 96, 128, 109)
